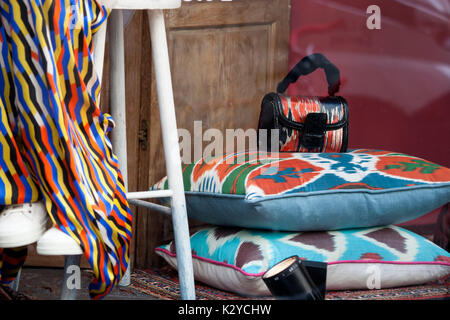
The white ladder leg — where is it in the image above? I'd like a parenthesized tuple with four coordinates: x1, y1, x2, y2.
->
(10, 268, 21, 291)
(93, 20, 108, 86)
(147, 9, 196, 300)
(108, 9, 131, 287)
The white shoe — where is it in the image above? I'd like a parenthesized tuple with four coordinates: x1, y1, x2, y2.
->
(0, 202, 48, 248)
(37, 227, 83, 255)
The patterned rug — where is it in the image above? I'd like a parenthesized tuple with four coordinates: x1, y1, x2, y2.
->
(127, 266, 449, 300)
(128, 267, 267, 300)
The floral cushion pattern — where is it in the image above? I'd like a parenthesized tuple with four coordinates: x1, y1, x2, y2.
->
(156, 225, 450, 296)
(152, 149, 450, 231)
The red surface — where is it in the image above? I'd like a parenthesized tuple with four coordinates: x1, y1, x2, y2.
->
(287, 0, 450, 167)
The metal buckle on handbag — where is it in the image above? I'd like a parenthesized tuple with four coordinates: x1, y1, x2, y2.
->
(301, 113, 328, 151)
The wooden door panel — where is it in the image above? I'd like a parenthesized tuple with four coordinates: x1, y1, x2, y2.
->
(168, 24, 274, 160)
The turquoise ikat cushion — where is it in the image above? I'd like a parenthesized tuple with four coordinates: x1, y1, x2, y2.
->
(156, 225, 450, 296)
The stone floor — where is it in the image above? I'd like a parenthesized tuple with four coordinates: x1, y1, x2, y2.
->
(17, 267, 155, 300)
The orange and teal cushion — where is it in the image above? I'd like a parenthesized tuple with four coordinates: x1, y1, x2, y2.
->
(152, 149, 450, 231)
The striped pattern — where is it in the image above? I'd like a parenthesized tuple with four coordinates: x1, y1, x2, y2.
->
(0, 0, 132, 299)
(0, 246, 27, 286)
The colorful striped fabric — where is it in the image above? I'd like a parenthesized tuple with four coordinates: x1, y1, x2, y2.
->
(0, 0, 132, 299)
(0, 246, 27, 285)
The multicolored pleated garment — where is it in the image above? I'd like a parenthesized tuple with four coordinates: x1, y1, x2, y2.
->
(0, 0, 133, 299)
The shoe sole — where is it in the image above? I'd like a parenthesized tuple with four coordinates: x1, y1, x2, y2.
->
(0, 219, 48, 248)
(36, 244, 83, 256)
(36, 229, 83, 256)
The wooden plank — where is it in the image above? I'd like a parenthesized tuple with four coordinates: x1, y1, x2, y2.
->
(24, 244, 90, 269)
(123, 10, 143, 271)
(167, 0, 287, 28)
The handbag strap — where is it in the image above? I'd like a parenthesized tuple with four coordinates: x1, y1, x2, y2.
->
(276, 53, 341, 96)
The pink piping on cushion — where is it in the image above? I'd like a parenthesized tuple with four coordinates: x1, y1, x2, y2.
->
(155, 248, 450, 277)
(155, 248, 266, 277)
(327, 260, 450, 266)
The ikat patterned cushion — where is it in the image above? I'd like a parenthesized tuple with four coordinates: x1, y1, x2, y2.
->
(152, 149, 450, 231)
(156, 225, 450, 296)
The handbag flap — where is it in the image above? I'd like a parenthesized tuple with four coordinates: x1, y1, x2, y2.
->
(278, 95, 347, 130)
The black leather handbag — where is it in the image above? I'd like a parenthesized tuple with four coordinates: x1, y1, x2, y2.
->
(258, 53, 349, 153)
